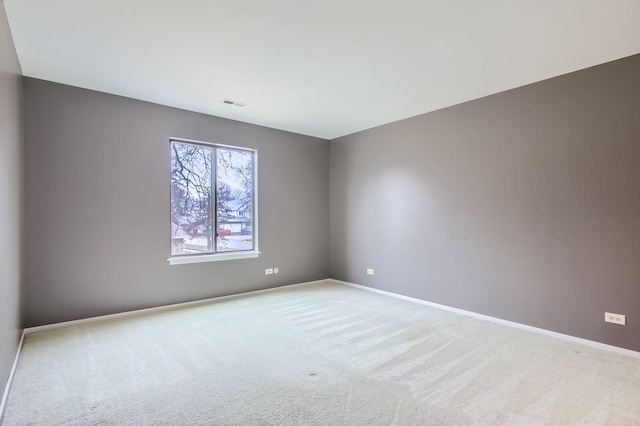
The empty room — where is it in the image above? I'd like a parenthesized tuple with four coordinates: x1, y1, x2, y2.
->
(1, 1, 640, 424)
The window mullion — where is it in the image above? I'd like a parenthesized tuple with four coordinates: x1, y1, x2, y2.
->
(211, 146, 217, 253)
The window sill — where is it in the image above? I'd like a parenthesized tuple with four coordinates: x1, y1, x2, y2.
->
(168, 251, 260, 265)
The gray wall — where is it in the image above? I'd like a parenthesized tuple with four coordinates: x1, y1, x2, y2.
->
(330, 54, 640, 352)
(0, 2, 23, 394)
(24, 78, 329, 327)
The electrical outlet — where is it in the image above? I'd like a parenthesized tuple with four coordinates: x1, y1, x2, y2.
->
(265, 268, 273, 275)
(605, 312, 626, 325)
(273, 267, 279, 274)
(366, 268, 374, 275)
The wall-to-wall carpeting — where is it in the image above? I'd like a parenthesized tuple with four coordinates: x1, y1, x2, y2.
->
(3, 282, 640, 425)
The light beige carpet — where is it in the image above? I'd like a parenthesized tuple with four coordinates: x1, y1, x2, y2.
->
(2, 281, 640, 425)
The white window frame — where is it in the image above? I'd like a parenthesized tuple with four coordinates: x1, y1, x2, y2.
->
(168, 137, 259, 265)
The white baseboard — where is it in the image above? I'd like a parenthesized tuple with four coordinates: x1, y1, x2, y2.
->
(330, 279, 640, 360)
(25, 279, 331, 334)
(0, 329, 25, 421)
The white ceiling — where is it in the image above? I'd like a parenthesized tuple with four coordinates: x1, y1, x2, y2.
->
(5, 1, 640, 140)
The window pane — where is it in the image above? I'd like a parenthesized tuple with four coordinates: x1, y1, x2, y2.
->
(216, 148, 254, 252)
(170, 142, 213, 256)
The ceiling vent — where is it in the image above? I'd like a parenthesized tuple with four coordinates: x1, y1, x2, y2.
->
(221, 99, 247, 108)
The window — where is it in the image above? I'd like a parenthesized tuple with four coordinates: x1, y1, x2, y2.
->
(169, 138, 257, 264)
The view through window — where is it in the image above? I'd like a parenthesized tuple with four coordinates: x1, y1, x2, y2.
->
(170, 139, 255, 257)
